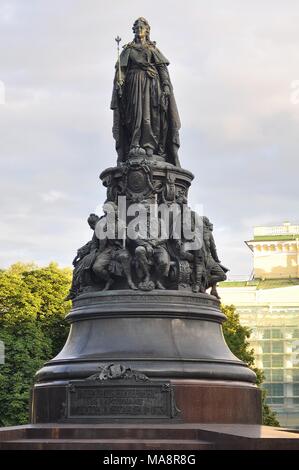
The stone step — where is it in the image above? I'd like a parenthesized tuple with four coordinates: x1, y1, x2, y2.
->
(0, 425, 200, 441)
(0, 438, 214, 450)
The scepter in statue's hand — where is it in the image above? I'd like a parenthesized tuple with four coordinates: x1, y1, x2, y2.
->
(115, 35, 123, 96)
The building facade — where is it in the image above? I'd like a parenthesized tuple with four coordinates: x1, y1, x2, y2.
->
(218, 223, 299, 428)
(246, 222, 299, 279)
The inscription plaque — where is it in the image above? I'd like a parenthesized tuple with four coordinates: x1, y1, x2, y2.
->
(65, 380, 179, 420)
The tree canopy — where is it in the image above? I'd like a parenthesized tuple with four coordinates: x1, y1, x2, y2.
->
(0, 263, 71, 426)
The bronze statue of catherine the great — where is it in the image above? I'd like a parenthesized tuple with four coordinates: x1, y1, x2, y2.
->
(111, 17, 181, 167)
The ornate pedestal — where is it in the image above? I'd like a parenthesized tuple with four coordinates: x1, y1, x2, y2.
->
(31, 291, 260, 424)
(100, 158, 194, 206)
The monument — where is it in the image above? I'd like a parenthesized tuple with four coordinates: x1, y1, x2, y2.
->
(2, 18, 299, 450)
(31, 17, 259, 425)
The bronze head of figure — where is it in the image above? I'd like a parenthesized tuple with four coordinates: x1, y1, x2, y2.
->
(87, 213, 100, 230)
(132, 17, 151, 43)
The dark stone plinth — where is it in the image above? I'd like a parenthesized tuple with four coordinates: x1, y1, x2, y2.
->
(31, 291, 258, 424)
(31, 379, 261, 425)
(172, 379, 261, 424)
(34, 291, 256, 384)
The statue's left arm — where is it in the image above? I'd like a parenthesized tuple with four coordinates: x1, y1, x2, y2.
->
(151, 46, 181, 167)
(151, 47, 172, 91)
(157, 64, 172, 93)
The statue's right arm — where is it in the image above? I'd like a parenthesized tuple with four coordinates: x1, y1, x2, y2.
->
(117, 63, 126, 86)
(116, 47, 130, 87)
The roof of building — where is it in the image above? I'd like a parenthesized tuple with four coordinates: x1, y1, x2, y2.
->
(219, 278, 299, 289)
(251, 234, 299, 242)
(252, 223, 299, 241)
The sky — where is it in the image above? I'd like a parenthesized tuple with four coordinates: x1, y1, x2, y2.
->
(0, 0, 299, 278)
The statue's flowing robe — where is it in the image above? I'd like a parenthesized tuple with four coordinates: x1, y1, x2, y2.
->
(111, 42, 181, 166)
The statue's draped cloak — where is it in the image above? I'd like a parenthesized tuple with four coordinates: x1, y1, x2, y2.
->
(111, 43, 181, 167)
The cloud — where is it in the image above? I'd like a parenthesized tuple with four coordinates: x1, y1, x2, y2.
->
(0, 3, 16, 24)
(41, 190, 69, 203)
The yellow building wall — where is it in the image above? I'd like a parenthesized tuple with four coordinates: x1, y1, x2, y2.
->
(248, 240, 299, 279)
(254, 252, 299, 279)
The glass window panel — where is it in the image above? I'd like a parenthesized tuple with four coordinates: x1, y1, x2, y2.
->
(262, 329, 271, 339)
(271, 384, 284, 396)
(271, 397, 284, 404)
(293, 384, 299, 396)
(272, 341, 284, 353)
(263, 356, 271, 367)
(261, 342, 271, 353)
(272, 370, 283, 381)
(272, 329, 283, 339)
(272, 355, 284, 368)
(263, 369, 271, 381)
(292, 370, 299, 381)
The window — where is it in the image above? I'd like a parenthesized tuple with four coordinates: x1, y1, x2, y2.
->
(293, 384, 299, 396)
(272, 341, 284, 353)
(272, 355, 284, 368)
(292, 329, 299, 339)
(263, 356, 271, 368)
(271, 384, 284, 396)
(263, 383, 284, 399)
(261, 342, 271, 353)
(271, 397, 284, 404)
(292, 370, 299, 381)
(262, 329, 271, 339)
(263, 369, 271, 380)
(272, 370, 283, 381)
(272, 329, 283, 339)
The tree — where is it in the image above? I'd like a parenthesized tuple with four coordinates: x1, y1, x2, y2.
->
(21, 263, 71, 353)
(0, 263, 71, 426)
(221, 304, 280, 427)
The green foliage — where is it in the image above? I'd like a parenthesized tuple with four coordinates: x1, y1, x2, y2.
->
(221, 304, 280, 427)
(0, 263, 71, 426)
(261, 390, 281, 426)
